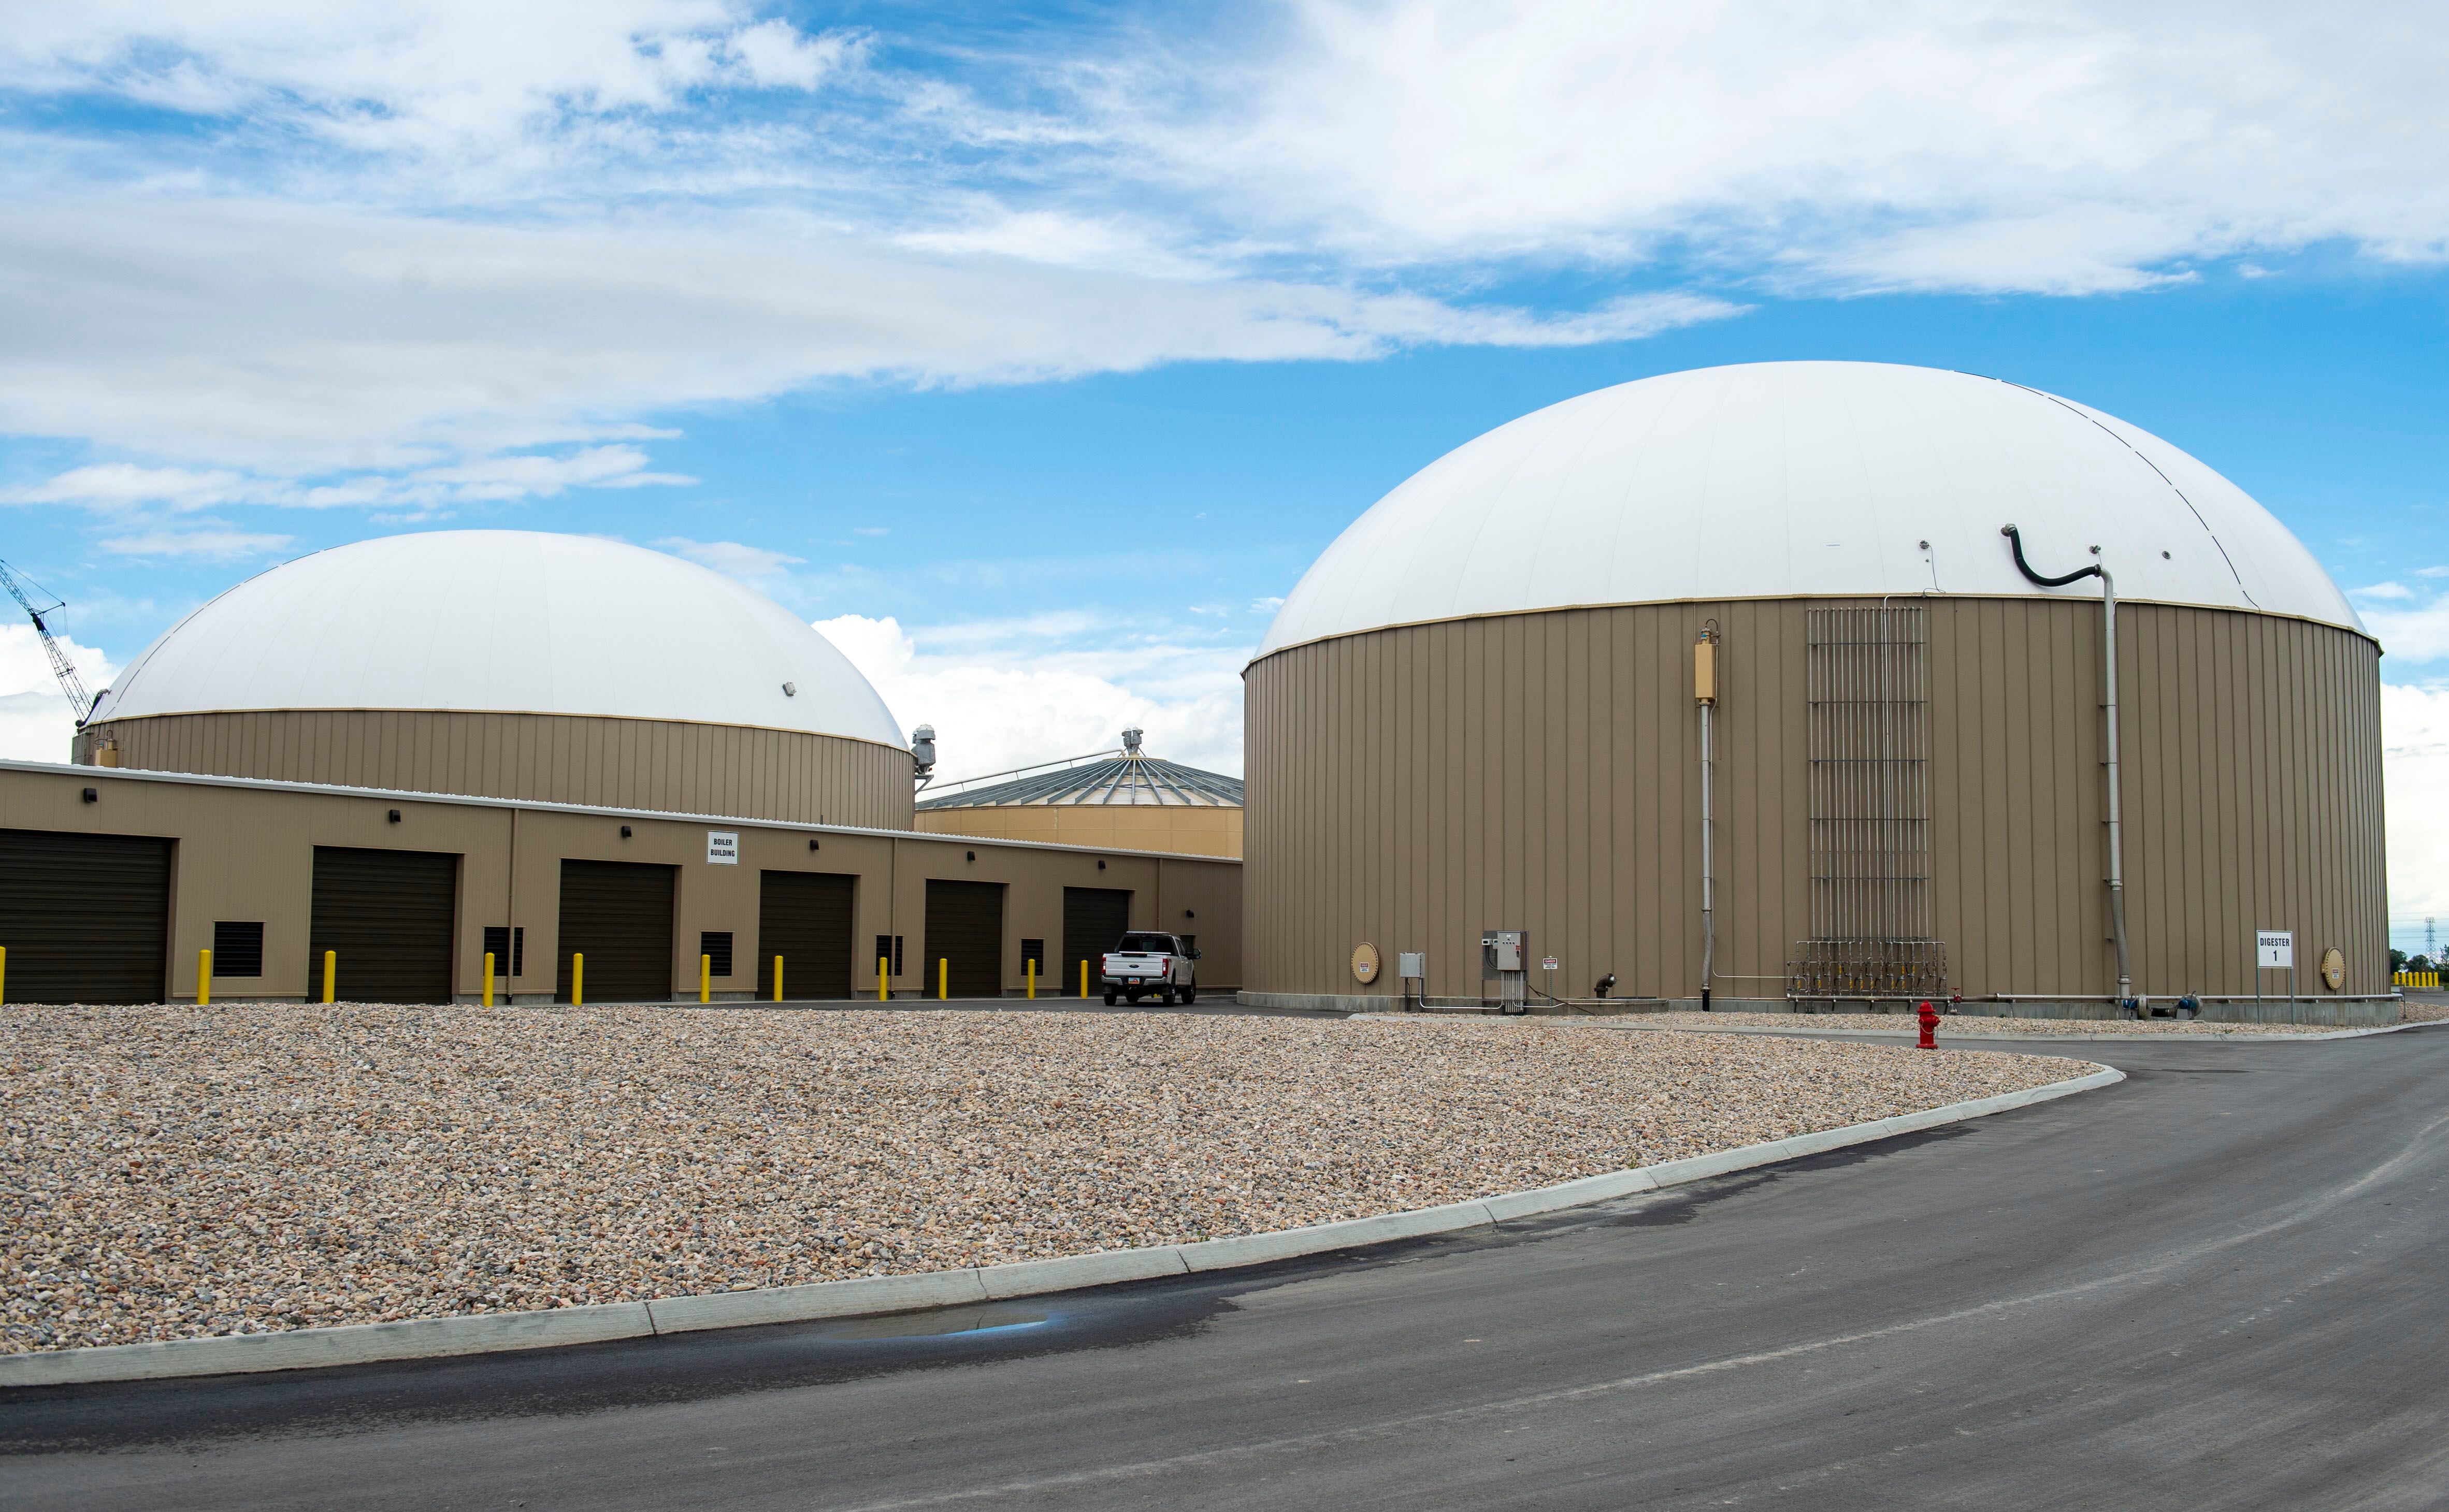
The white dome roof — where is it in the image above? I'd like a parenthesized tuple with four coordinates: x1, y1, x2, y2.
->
(1258, 361, 2363, 658)
(93, 531, 905, 746)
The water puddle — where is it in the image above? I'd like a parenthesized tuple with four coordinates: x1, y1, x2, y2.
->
(811, 1304, 1051, 1342)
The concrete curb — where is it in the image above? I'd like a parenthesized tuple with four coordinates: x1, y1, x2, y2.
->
(1605, 1023, 2413, 1045)
(0, 1066, 2123, 1389)
(1348, 1013, 2418, 1045)
(0, 1302, 657, 1390)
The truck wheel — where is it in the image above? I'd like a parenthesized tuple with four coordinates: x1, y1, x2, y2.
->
(1103, 990, 1117, 1006)
(1160, 986, 1177, 1006)
(1181, 985, 1196, 1004)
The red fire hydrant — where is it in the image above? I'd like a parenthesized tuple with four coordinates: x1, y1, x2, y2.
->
(1917, 1000, 1939, 1050)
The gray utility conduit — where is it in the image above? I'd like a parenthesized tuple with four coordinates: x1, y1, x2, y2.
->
(2001, 525, 2133, 1008)
(1693, 623, 1791, 1009)
(1696, 626, 1717, 1012)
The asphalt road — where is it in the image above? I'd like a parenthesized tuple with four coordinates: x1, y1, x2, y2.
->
(7, 1026, 2445, 1510)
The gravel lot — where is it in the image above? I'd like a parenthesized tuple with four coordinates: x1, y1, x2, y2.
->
(2, 1005, 2085, 1354)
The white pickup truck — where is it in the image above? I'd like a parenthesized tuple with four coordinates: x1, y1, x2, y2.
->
(1101, 932, 1199, 1005)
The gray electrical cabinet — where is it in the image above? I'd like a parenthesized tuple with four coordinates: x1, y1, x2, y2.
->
(1482, 930, 1525, 975)
(1482, 929, 1528, 1011)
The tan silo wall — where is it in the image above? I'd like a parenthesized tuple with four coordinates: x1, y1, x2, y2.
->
(1243, 597, 2386, 1011)
(76, 709, 915, 831)
(914, 803, 1243, 858)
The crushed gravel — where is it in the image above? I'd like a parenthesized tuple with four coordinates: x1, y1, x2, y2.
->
(2, 1004, 2086, 1354)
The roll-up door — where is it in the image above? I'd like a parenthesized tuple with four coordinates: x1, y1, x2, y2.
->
(924, 879, 1004, 999)
(0, 828, 171, 1004)
(1061, 887, 1133, 999)
(757, 870, 855, 999)
(309, 847, 459, 1004)
(557, 859, 676, 1003)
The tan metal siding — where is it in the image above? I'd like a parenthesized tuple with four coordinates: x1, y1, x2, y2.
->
(1244, 597, 2385, 1004)
(84, 710, 914, 831)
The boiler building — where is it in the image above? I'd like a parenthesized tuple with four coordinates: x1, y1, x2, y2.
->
(3, 532, 1238, 1007)
(1241, 361, 2387, 1022)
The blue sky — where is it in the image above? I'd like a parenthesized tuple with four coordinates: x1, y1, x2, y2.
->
(2, 2, 2446, 941)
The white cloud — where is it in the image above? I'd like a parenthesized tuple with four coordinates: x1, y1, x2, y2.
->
(96, 529, 295, 561)
(851, 527, 890, 537)
(724, 19, 863, 92)
(1118, 1, 2449, 290)
(0, 624, 118, 762)
(1, 463, 255, 512)
(404, 446, 694, 502)
(654, 536, 804, 577)
(2362, 599, 2449, 663)
(0, 2, 2441, 545)
(4, 443, 691, 518)
(8, 3, 2446, 315)
(0, 3, 865, 158)
(2384, 681, 2449, 927)
(2353, 581, 2416, 601)
(0, 198, 1739, 475)
(815, 612, 1244, 780)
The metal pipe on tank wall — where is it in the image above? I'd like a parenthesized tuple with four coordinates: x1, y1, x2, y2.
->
(2101, 563, 2133, 1006)
(2001, 526, 2132, 1007)
(1696, 628, 1717, 1012)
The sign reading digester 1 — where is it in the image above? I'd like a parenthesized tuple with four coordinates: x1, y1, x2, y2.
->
(2256, 930, 2293, 969)
(707, 830, 740, 865)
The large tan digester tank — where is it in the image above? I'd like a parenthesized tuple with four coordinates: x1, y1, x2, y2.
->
(1241, 362, 2385, 1020)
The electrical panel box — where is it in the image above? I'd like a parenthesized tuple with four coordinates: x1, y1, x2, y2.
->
(1482, 930, 1525, 977)
(1396, 951, 1426, 980)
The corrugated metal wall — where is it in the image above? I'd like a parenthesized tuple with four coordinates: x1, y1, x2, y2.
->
(83, 710, 915, 830)
(1243, 597, 2386, 1004)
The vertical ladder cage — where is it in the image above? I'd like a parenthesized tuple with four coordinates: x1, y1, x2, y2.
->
(1788, 604, 1948, 1004)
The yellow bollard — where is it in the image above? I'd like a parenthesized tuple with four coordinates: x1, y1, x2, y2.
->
(1081, 959, 1089, 998)
(773, 955, 784, 1002)
(1, 943, 8, 1004)
(700, 953, 711, 1004)
(572, 952, 584, 1007)
(322, 950, 336, 1004)
(939, 957, 948, 1000)
(1027, 956, 1035, 1000)
(198, 948, 212, 1006)
(483, 951, 496, 1008)
(878, 954, 888, 1002)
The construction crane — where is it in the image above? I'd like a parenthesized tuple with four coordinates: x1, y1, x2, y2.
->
(0, 559, 93, 724)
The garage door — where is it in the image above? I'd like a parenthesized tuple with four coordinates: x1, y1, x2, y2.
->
(924, 879, 1004, 999)
(1061, 888, 1133, 999)
(757, 870, 855, 999)
(557, 859, 676, 1004)
(309, 847, 459, 1004)
(0, 828, 171, 1004)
